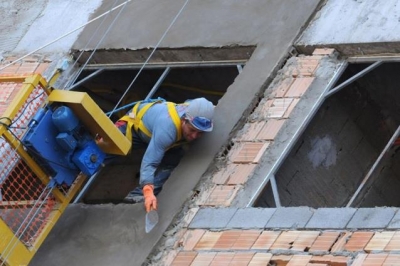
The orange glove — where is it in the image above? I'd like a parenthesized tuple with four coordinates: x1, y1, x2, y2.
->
(143, 184, 157, 212)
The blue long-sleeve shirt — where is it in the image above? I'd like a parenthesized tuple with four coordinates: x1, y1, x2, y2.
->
(130, 102, 188, 186)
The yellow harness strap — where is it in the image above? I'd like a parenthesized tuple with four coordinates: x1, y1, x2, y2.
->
(118, 101, 183, 147)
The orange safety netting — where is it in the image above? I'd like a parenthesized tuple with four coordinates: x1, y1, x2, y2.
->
(0, 84, 58, 247)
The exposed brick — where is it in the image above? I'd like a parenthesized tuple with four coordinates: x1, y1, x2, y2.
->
(331, 232, 351, 252)
(364, 231, 394, 252)
(35, 62, 50, 74)
(210, 252, 234, 265)
(227, 164, 256, 185)
(231, 230, 261, 250)
(256, 119, 286, 141)
(274, 77, 295, 98)
(270, 255, 292, 266)
(309, 231, 340, 252)
(311, 255, 349, 266)
(213, 230, 242, 250)
(312, 48, 336, 56)
(251, 231, 280, 250)
(230, 252, 255, 265)
(351, 254, 368, 266)
(344, 231, 374, 252)
(283, 98, 299, 118)
(195, 231, 222, 250)
(384, 231, 400, 251)
(271, 231, 301, 250)
(201, 185, 240, 207)
(171, 251, 197, 266)
(191, 252, 216, 265)
(291, 231, 319, 252)
(362, 254, 388, 266)
(248, 253, 272, 266)
(163, 249, 179, 266)
(179, 229, 206, 251)
(286, 255, 312, 266)
(237, 122, 266, 141)
(17, 62, 39, 74)
(0, 83, 18, 103)
(266, 98, 294, 118)
(229, 142, 269, 164)
(285, 77, 314, 98)
(384, 254, 400, 265)
(181, 208, 200, 228)
(212, 164, 237, 184)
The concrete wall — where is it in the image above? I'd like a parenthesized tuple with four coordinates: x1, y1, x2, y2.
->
(295, 0, 400, 55)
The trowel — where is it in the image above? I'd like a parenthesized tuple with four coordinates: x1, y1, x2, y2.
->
(145, 209, 159, 233)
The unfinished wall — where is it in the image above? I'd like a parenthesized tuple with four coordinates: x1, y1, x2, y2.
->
(257, 62, 400, 208)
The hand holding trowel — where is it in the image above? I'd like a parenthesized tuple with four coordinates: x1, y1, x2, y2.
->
(143, 184, 159, 233)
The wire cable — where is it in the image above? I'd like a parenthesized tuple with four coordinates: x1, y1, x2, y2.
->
(108, 0, 192, 118)
(0, 0, 133, 72)
(65, 0, 126, 89)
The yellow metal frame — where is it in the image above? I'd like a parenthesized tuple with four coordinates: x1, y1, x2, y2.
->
(0, 74, 127, 265)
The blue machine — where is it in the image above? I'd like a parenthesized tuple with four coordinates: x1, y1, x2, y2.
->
(23, 105, 105, 187)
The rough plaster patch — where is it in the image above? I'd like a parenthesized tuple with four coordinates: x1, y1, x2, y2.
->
(307, 135, 337, 168)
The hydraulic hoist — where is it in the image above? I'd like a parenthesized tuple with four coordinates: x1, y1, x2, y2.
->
(0, 74, 130, 266)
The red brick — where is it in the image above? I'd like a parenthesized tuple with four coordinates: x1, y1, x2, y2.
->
(201, 185, 240, 207)
(210, 252, 234, 266)
(362, 254, 388, 266)
(364, 231, 394, 252)
(344, 231, 374, 252)
(227, 164, 255, 185)
(286, 255, 312, 266)
(384, 231, 400, 251)
(248, 253, 272, 266)
(383, 254, 400, 265)
(309, 231, 340, 252)
(229, 142, 269, 164)
(256, 119, 285, 141)
(312, 48, 336, 56)
(195, 231, 222, 250)
(331, 232, 351, 252)
(212, 164, 236, 184)
(237, 122, 266, 141)
(179, 229, 206, 251)
(274, 77, 295, 98)
(271, 231, 300, 250)
(251, 231, 280, 250)
(171, 251, 197, 266)
(285, 77, 314, 98)
(291, 231, 319, 251)
(270, 255, 292, 266)
(191, 252, 216, 265)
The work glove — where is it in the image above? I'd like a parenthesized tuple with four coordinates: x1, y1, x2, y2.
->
(143, 184, 157, 212)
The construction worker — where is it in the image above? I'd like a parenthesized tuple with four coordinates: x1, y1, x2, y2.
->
(114, 97, 214, 212)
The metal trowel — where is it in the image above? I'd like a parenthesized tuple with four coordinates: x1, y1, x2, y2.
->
(145, 209, 159, 233)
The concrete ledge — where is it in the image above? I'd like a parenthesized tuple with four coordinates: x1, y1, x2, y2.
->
(305, 208, 356, 229)
(188, 207, 400, 230)
(346, 207, 397, 229)
(226, 208, 276, 229)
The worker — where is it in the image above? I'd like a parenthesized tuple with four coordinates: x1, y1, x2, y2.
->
(110, 97, 214, 212)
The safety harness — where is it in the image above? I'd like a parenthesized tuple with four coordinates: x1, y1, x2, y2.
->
(118, 100, 183, 149)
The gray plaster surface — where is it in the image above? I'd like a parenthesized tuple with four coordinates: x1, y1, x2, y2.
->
(305, 208, 356, 229)
(388, 210, 400, 229)
(0, 0, 102, 54)
(265, 207, 314, 229)
(226, 208, 276, 229)
(28, 0, 321, 265)
(296, 0, 400, 45)
(189, 208, 237, 229)
(346, 207, 397, 229)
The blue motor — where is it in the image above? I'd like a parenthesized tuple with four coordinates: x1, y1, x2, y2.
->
(23, 105, 105, 186)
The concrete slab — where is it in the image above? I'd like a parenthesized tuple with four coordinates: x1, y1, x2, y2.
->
(388, 209, 400, 229)
(189, 208, 237, 229)
(265, 207, 314, 229)
(305, 208, 356, 229)
(297, 0, 400, 45)
(346, 208, 397, 229)
(226, 208, 276, 229)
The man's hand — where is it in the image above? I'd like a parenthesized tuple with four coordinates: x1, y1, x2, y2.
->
(143, 184, 157, 212)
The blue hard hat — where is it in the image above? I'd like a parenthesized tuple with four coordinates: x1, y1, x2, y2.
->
(185, 98, 214, 132)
